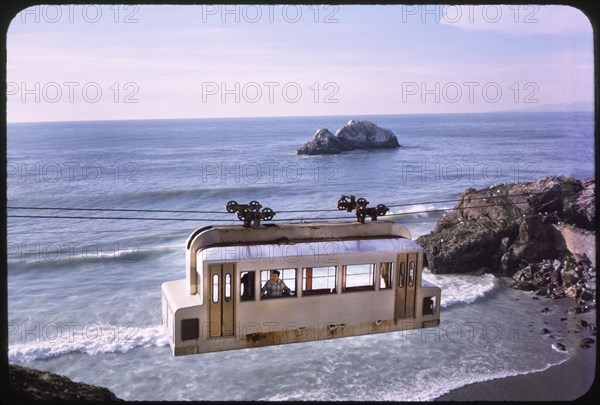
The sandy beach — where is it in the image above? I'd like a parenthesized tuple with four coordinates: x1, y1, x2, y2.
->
(436, 347, 595, 401)
(436, 308, 597, 401)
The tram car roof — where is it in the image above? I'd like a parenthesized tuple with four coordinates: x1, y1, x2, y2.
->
(187, 220, 415, 253)
(201, 237, 422, 262)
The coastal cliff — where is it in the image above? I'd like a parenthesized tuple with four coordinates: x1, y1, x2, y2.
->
(8, 364, 123, 401)
(297, 120, 400, 155)
(416, 176, 595, 304)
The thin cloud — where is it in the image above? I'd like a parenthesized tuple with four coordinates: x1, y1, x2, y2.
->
(440, 5, 592, 36)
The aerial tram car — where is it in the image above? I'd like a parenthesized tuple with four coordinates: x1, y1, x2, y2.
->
(161, 197, 441, 356)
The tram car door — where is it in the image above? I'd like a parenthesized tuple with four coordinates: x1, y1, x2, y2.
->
(395, 253, 418, 319)
(209, 263, 235, 337)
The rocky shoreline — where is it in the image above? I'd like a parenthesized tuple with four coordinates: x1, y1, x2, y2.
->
(417, 175, 596, 354)
(7, 364, 123, 401)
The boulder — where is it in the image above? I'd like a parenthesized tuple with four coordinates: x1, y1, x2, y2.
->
(297, 120, 400, 155)
(296, 128, 347, 155)
(579, 337, 595, 349)
(8, 364, 123, 401)
(550, 268, 562, 284)
(565, 178, 595, 230)
(503, 216, 558, 272)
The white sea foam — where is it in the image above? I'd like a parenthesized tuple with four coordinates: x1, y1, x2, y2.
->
(9, 273, 496, 364)
(8, 324, 169, 362)
(417, 360, 568, 401)
(421, 269, 498, 307)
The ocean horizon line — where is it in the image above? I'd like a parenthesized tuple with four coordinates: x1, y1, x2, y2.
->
(6, 108, 594, 126)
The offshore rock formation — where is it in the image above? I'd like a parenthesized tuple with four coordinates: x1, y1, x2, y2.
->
(8, 364, 123, 401)
(416, 176, 595, 275)
(297, 120, 400, 155)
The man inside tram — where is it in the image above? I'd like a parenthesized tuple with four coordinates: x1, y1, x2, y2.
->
(261, 270, 292, 298)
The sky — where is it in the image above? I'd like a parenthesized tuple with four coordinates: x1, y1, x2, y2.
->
(6, 4, 595, 122)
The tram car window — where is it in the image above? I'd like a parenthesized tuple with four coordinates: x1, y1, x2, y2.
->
(302, 266, 337, 295)
(342, 264, 375, 292)
(260, 269, 297, 299)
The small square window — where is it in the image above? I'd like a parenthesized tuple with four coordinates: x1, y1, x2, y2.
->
(181, 318, 199, 341)
(423, 297, 436, 316)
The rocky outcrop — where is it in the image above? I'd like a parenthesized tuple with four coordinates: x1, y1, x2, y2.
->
(296, 128, 348, 155)
(416, 176, 595, 275)
(297, 120, 400, 155)
(335, 120, 400, 149)
(8, 364, 123, 401)
(416, 175, 596, 310)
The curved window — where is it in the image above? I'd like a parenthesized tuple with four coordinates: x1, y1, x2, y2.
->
(212, 274, 219, 303)
(408, 261, 415, 287)
(398, 263, 405, 288)
(225, 273, 232, 302)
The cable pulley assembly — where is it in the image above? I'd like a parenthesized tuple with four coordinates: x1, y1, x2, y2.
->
(225, 200, 276, 227)
(336, 195, 389, 223)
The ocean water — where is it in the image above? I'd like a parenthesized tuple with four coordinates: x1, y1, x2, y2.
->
(6, 112, 595, 400)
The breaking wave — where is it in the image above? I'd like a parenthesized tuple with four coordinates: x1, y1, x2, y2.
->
(421, 270, 498, 307)
(9, 324, 169, 362)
